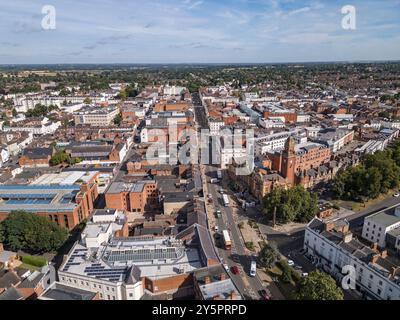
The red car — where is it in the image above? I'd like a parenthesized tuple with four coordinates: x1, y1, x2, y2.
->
(259, 289, 272, 300)
(231, 266, 240, 275)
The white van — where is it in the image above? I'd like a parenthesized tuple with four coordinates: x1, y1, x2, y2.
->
(250, 261, 257, 277)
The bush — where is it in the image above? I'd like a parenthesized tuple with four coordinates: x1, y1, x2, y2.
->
(245, 242, 255, 251)
(21, 255, 47, 267)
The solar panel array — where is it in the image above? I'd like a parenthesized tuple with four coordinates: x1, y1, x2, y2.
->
(84, 264, 128, 282)
(103, 247, 185, 262)
(63, 248, 88, 272)
(1, 193, 57, 205)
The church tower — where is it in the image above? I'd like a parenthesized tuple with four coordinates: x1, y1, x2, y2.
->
(281, 137, 296, 185)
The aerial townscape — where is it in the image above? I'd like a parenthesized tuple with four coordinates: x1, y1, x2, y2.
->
(0, 0, 399, 306)
(0, 63, 399, 302)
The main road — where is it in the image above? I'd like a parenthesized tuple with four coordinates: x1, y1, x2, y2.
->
(192, 93, 272, 300)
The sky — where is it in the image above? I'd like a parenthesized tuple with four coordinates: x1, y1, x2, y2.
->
(0, 0, 399, 64)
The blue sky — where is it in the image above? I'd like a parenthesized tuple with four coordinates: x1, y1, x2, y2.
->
(0, 0, 399, 64)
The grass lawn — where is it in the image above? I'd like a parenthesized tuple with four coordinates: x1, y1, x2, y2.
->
(19, 262, 40, 272)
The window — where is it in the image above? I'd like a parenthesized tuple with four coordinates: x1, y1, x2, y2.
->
(369, 275, 373, 280)
(377, 289, 382, 295)
(379, 281, 383, 286)
(129, 293, 133, 297)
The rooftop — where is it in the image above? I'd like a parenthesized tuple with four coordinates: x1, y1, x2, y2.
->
(0, 184, 81, 212)
(365, 211, 400, 227)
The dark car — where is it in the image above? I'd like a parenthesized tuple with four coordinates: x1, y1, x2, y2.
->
(259, 289, 271, 300)
(231, 265, 240, 275)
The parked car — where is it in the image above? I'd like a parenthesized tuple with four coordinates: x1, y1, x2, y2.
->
(259, 289, 271, 300)
(223, 264, 229, 272)
(294, 265, 303, 270)
(231, 265, 240, 275)
(287, 260, 295, 267)
(301, 273, 309, 277)
(394, 193, 400, 198)
(214, 226, 219, 232)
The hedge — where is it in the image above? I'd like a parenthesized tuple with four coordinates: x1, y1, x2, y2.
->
(21, 255, 47, 267)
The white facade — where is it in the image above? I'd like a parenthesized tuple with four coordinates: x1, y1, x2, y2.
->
(254, 132, 294, 156)
(0, 148, 10, 167)
(4, 120, 61, 135)
(305, 219, 400, 300)
(381, 120, 400, 130)
(209, 120, 225, 135)
(74, 107, 120, 126)
(258, 118, 285, 129)
(362, 212, 400, 248)
(297, 114, 311, 123)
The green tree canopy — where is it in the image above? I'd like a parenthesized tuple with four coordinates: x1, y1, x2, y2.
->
(297, 271, 344, 300)
(333, 144, 400, 201)
(258, 242, 279, 268)
(0, 211, 68, 253)
(263, 186, 319, 224)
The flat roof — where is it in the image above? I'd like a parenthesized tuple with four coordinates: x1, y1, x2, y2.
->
(60, 236, 204, 283)
(366, 212, 400, 227)
(0, 185, 80, 212)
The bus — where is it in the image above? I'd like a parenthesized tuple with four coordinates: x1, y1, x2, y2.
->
(217, 170, 222, 180)
(222, 230, 232, 250)
(250, 261, 257, 277)
(222, 194, 229, 207)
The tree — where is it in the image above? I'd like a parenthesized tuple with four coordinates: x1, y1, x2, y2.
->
(50, 150, 71, 166)
(333, 146, 400, 202)
(113, 113, 122, 125)
(0, 211, 68, 253)
(297, 271, 344, 300)
(263, 186, 319, 224)
(258, 243, 279, 268)
(117, 90, 127, 100)
(83, 97, 92, 105)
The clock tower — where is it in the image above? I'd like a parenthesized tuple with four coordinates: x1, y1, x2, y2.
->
(282, 137, 296, 185)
